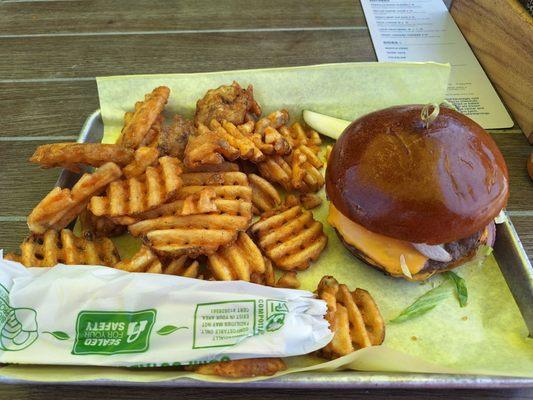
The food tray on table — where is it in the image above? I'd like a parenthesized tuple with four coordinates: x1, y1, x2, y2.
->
(2, 109, 530, 389)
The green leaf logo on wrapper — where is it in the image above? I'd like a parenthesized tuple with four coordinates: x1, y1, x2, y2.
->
(265, 300, 289, 332)
(73, 310, 156, 355)
(0, 284, 38, 351)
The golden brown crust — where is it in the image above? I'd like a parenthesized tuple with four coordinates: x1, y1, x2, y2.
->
(326, 105, 509, 244)
(190, 358, 286, 378)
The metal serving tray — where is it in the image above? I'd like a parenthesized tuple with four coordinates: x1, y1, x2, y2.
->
(4, 110, 532, 389)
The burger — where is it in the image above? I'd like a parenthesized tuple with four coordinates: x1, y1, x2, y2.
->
(325, 105, 509, 281)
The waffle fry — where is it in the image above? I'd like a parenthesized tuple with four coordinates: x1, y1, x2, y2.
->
(129, 171, 252, 257)
(284, 193, 322, 210)
(252, 110, 292, 156)
(30, 143, 134, 173)
(281, 122, 322, 152)
(249, 173, 281, 215)
(181, 188, 218, 215)
(254, 110, 290, 134)
(9, 229, 119, 268)
(183, 161, 239, 173)
(207, 232, 265, 282)
(79, 209, 126, 239)
(250, 205, 327, 271)
(114, 245, 201, 277)
(190, 358, 286, 378)
(257, 155, 292, 191)
(123, 147, 160, 178)
(194, 81, 261, 127)
(28, 162, 123, 234)
(88, 157, 182, 218)
(117, 86, 170, 149)
(276, 271, 300, 289)
(317, 276, 385, 359)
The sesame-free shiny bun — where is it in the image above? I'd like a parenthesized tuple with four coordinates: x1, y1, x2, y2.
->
(325, 105, 509, 244)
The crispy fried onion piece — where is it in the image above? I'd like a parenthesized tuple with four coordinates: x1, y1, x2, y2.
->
(157, 115, 195, 159)
(189, 358, 286, 378)
(194, 81, 261, 127)
(114, 245, 202, 278)
(8, 229, 119, 268)
(30, 143, 134, 173)
(28, 162, 122, 234)
(117, 86, 170, 149)
(317, 276, 385, 359)
(250, 205, 328, 271)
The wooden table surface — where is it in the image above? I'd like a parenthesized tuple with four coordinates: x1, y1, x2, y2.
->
(0, 0, 531, 399)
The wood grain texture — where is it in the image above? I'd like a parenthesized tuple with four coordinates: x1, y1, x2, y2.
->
(0, 141, 62, 216)
(511, 216, 533, 262)
(491, 133, 533, 212)
(0, 0, 365, 34)
(0, 30, 374, 80)
(0, 80, 98, 137)
(451, 0, 533, 142)
(0, 385, 532, 400)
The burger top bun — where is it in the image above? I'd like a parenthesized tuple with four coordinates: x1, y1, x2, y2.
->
(325, 105, 509, 245)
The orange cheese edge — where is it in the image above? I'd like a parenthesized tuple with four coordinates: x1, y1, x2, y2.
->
(328, 204, 428, 276)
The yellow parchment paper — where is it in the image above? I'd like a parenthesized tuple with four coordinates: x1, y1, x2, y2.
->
(3, 62, 532, 383)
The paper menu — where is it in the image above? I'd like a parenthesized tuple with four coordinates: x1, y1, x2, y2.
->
(361, 0, 514, 129)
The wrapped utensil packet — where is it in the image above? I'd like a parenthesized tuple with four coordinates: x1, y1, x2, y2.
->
(0, 255, 332, 367)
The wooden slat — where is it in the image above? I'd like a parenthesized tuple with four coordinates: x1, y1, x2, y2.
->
(491, 133, 533, 213)
(0, 221, 30, 253)
(510, 216, 533, 262)
(0, 80, 98, 137)
(0, 141, 61, 216)
(0, 0, 365, 35)
(0, 30, 374, 80)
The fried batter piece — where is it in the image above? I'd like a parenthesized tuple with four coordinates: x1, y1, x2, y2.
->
(129, 171, 252, 257)
(122, 147, 160, 178)
(317, 276, 385, 359)
(88, 157, 182, 219)
(157, 115, 195, 159)
(30, 143, 134, 173)
(250, 205, 327, 271)
(194, 81, 261, 127)
(117, 86, 170, 149)
(28, 162, 123, 234)
(207, 232, 266, 282)
(114, 245, 202, 277)
(190, 358, 286, 378)
(79, 209, 126, 239)
(249, 173, 281, 215)
(8, 229, 119, 267)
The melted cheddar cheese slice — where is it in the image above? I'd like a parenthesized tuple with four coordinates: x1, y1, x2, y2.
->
(328, 204, 428, 276)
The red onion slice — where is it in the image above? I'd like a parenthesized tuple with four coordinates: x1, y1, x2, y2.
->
(412, 243, 452, 262)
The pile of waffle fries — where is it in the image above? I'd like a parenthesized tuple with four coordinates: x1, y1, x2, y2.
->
(6, 82, 385, 378)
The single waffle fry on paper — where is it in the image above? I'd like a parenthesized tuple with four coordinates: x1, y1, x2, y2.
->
(114, 245, 201, 278)
(190, 358, 286, 378)
(30, 143, 134, 173)
(249, 173, 281, 215)
(10, 229, 119, 268)
(122, 147, 160, 178)
(316, 276, 385, 359)
(117, 86, 170, 149)
(28, 162, 123, 234)
(250, 205, 328, 271)
(88, 156, 182, 218)
(207, 231, 265, 282)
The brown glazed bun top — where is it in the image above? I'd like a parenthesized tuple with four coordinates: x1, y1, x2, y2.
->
(326, 105, 509, 244)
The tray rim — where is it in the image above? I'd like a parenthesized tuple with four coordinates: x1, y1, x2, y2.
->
(3, 109, 531, 389)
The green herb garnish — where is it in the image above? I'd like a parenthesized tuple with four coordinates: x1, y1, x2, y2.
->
(389, 282, 451, 324)
(445, 271, 468, 307)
